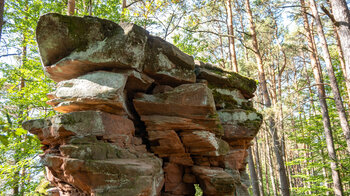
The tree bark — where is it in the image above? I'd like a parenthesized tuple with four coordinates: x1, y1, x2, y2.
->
(265, 130, 278, 196)
(248, 147, 261, 196)
(300, 0, 344, 195)
(254, 137, 265, 196)
(0, 0, 5, 44)
(245, 0, 290, 195)
(329, 0, 350, 97)
(310, 0, 350, 154)
(327, 0, 350, 115)
(67, 0, 75, 16)
(225, 0, 238, 72)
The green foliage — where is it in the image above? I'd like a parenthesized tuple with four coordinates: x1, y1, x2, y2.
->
(0, 0, 60, 194)
(194, 184, 203, 196)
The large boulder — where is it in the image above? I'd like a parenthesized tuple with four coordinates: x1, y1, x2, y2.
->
(43, 145, 164, 195)
(37, 13, 148, 82)
(36, 13, 195, 84)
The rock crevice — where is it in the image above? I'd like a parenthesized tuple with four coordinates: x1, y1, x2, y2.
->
(23, 13, 262, 196)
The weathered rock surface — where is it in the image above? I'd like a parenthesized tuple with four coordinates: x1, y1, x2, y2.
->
(37, 13, 195, 84)
(47, 71, 129, 115)
(192, 166, 237, 196)
(23, 111, 135, 149)
(134, 83, 223, 136)
(37, 13, 149, 82)
(218, 109, 262, 141)
(143, 36, 196, 85)
(44, 143, 164, 195)
(134, 83, 216, 119)
(195, 61, 257, 99)
(180, 131, 229, 156)
(25, 13, 263, 196)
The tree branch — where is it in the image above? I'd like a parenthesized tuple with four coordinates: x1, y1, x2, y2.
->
(0, 53, 20, 58)
(320, 5, 339, 26)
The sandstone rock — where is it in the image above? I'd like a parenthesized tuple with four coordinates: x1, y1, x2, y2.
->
(211, 87, 253, 110)
(124, 70, 155, 92)
(163, 163, 195, 195)
(195, 60, 257, 98)
(192, 166, 237, 196)
(37, 14, 149, 82)
(192, 156, 211, 166)
(164, 163, 183, 186)
(140, 115, 223, 136)
(169, 153, 194, 166)
(183, 173, 197, 184)
(44, 155, 164, 195)
(144, 36, 196, 85)
(218, 109, 262, 141)
(59, 143, 117, 160)
(180, 131, 229, 156)
(151, 84, 173, 94)
(23, 111, 135, 148)
(148, 130, 185, 156)
(47, 71, 129, 115)
(134, 83, 224, 135)
(134, 83, 216, 118)
(221, 149, 249, 171)
(28, 13, 265, 196)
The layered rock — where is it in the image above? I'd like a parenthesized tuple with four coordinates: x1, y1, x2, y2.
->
(23, 13, 262, 196)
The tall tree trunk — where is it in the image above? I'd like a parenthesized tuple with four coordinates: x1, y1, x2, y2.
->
(310, 0, 350, 153)
(254, 137, 265, 196)
(225, 0, 238, 72)
(218, 24, 226, 68)
(264, 149, 270, 196)
(265, 130, 278, 196)
(0, 0, 5, 44)
(67, 0, 75, 16)
(248, 147, 261, 196)
(234, 0, 249, 65)
(300, 0, 344, 195)
(329, 0, 350, 95)
(245, 0, 290, 195)
(327, 0, 350, 115)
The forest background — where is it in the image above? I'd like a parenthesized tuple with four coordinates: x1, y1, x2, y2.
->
(1, 0, 350, 195)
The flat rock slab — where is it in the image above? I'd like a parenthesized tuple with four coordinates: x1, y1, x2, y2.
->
(44, 155, 164, 195)
(37, 13, 195, 84)
(37, 13, 148, 82)
(218, 109, 262, 140)
(140, 115, 223, 136)
(195, 61, 257, 99)
(180, 131, 229, 156)
(47, 71, 129, 115)
(23, 111, 135, 148)
(134, 83, 216, 119)
(192, 166, 237, 196)
(211, 87, 253, 110)
(143, 36, 195, 85)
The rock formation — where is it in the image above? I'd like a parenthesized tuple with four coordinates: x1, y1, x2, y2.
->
(23, 13, 262, 196)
